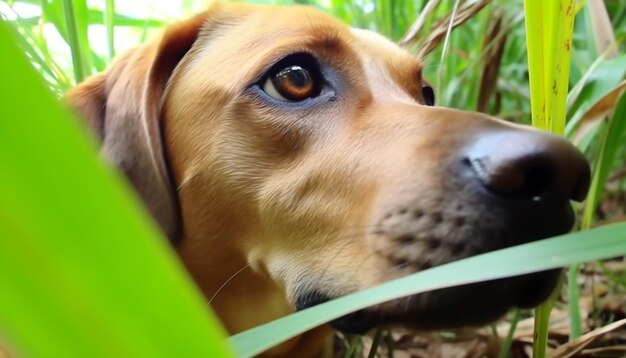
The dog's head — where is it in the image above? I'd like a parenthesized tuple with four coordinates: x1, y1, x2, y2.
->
(68, 2, 590, 341)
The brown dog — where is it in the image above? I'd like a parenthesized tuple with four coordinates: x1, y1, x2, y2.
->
(67, 3, 590, 356)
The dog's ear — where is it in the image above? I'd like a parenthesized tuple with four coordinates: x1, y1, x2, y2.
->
(65, 12, 209, 240)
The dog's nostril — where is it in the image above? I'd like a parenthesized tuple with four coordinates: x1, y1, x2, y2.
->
(480, 158, 554, 198)
(522, 165, 552, 198)
(465, 131, 590, 202)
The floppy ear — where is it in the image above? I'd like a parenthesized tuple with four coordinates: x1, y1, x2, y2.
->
(65, 12, 209, 241)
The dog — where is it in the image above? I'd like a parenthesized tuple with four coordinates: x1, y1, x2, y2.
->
(67, 3, 590, 356)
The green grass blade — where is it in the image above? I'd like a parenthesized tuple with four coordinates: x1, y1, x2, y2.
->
(73, 0, 94, 77)
(498, 309, 521, 358)
(230, 222, 626, 358)
(523, 0, 546, 129)
(1, 15, 60, 86)
(0, 20, 234, 358)
(567, 264, 583, 339)
(524, 0, 576, 133)
(343, 335, 361, 358)
(12, 11, 164, 28)
(532, 274, 561, 358)
(367, 328, 384, 358)
(436, 0, 461, 106)
(104, 0, 115, 61)
(60, 0, 86, 82)
(524, 1, 578, 355)
(549, 0, 575, 134)
(140, 0, 158, 42)
(567, 92, 626, 341)
(581, 91, 626, 229)
(0, 4, 72, 91)
(565, 53, 626, 133)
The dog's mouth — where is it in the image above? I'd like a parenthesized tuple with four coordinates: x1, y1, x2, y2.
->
(295, 269, 561, 335)
(294, 195, 574, 334)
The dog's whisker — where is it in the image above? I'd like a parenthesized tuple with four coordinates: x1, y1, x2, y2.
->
(315, 226, 392, 287)
(378, 259, 424, 283)
(312, 226, 391, 287)
(315, 231, 370, 285)
(338, 223, 383, 231)
(208, 263, 251, 305)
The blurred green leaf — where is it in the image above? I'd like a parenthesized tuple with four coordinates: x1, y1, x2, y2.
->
(0, 20, 234, 358)
(16, 10, 164, 28)
(565, 54, 626, 140)
(582, 91, 626, 228)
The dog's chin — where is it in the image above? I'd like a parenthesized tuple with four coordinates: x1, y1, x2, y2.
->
(295, 269, 560, 335)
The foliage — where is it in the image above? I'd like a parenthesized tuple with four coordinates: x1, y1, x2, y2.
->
(0, 19, 233, 358)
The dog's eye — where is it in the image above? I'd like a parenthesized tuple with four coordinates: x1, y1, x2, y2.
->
(263, 66, 315, 101)
(422, 84, 435, 106)
(261, 54, 322, 102)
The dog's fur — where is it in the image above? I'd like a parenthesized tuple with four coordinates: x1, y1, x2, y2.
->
(67, 3, 589, 357)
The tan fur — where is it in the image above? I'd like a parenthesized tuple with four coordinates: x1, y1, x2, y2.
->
(66, 3, 585, 357)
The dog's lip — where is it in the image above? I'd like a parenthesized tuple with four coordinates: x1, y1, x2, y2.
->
(294, 198, 573, 334)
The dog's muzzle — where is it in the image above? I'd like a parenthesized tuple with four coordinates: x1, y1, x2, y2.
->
(296, 127, 590, 334)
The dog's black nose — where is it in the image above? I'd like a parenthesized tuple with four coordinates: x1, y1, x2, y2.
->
(466, 130, 590, 202)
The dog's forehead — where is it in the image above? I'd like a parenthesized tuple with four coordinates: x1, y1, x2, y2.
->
(219, 4, 352, 38)
(350, 28, 411, 60)
(179, 4, 422, 101)
(190, 5, 355, 71)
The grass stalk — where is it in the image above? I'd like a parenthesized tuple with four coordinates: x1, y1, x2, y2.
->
(61, 0, 85, 83)
(572, 90, 626, 341)
(524, 0, 577, 355)
(384, 330, 394, 358)
(549, 0, 576, 134)
(104, 0, 115, 62)
(498, 309, 521, 358)
(567, 265, 583, 339)
(436, 0, 461, 105)
(523, 0, 546, 129)
(368, 328, 384, 358)
(343, 335, 361, 358)
(532, 279, 560, 358)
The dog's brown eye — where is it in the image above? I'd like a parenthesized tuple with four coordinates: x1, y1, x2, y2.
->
(423, 84, 435, 106)
(263, 65, 316, 101)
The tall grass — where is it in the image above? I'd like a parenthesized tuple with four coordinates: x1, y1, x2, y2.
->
(523, 1, 577, 356)
(1, 0, 625, 356)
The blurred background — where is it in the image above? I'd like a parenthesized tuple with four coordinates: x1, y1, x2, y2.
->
(2, 0, 624, 125)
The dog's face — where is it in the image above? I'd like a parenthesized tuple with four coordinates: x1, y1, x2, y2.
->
(68, 1, 590, 347)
